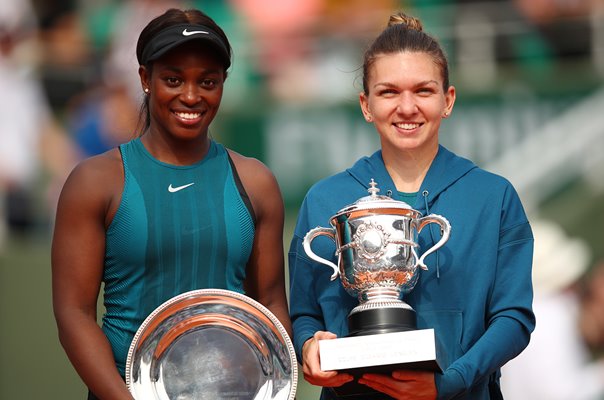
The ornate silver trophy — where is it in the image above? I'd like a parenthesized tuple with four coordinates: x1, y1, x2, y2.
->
(304, 179, 450, 336)
(303, 180, 450, 394)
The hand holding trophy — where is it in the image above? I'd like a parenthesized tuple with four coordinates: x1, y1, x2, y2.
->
(303, 180, 451, 396)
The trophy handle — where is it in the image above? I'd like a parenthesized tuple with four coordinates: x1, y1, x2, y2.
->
(303, 227, 339, 281)
(416, 214, 451, 271)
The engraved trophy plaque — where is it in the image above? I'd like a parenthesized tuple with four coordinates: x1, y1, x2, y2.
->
(303, 180, 450, 395)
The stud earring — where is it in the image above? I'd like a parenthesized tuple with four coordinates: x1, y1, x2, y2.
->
(144, 88, 150, 93)
(443, 111, 449, 117)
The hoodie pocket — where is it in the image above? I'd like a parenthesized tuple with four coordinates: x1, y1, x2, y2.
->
(416, 310, 464, 370)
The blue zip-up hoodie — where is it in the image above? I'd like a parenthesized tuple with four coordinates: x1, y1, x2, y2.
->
(288, 145, 535, 399)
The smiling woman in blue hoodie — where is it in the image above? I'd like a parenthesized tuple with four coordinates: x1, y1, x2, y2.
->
(288, 12, 535, 400)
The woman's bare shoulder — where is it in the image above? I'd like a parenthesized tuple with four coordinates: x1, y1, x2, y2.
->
(62, 148, 124, 198)
(73, 147, 120, 174)
(227, 149, 276, 186)
(226, 149, 283, 213)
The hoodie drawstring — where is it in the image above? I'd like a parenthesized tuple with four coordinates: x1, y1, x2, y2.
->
(422, 190, 441, 279)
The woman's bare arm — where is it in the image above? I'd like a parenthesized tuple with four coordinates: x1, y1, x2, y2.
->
(51, 150, 133, 400)
(229, 151, 293, 338)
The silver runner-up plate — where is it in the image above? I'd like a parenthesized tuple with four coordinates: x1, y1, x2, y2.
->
(126, 289, 297, 400)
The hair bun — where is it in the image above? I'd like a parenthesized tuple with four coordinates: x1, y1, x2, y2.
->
(388, 12, 423, 31)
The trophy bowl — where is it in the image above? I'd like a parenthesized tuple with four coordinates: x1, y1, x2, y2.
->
(304, 180, 450, 336)
(125, 289, 297, 400)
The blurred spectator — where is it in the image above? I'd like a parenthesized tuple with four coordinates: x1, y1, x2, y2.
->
(230, 0, 398, 103)
(501, 220, 604, 400)
(580, 259, 604, 356)
(229, 0, 323, 78)
(35, 1, 94, 112)
(513, 0, 594, 24)
(65, 83, 138, 158)
(0, 0, 77, 249)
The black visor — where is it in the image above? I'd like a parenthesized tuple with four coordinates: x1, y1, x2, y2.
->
(140, 24, 231, 69)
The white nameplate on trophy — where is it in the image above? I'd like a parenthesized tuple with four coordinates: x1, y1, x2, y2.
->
(319, 328, 438, 371)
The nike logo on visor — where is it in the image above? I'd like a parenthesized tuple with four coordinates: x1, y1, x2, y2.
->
(182, 29, 209, 36)
(168, 183, 195, 193)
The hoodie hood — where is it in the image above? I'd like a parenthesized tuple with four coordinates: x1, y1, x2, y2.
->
(345, 145, 477, 214)
(345, 145, 478, 278)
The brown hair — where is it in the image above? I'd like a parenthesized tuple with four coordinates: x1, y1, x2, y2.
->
(362, 12, 450, 94)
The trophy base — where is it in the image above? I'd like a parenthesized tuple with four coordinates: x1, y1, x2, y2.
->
(319, 329, 444, 398)
(347, 305, 416, 337)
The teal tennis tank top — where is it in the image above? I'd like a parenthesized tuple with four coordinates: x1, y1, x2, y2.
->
(102, 138, 255, 375)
